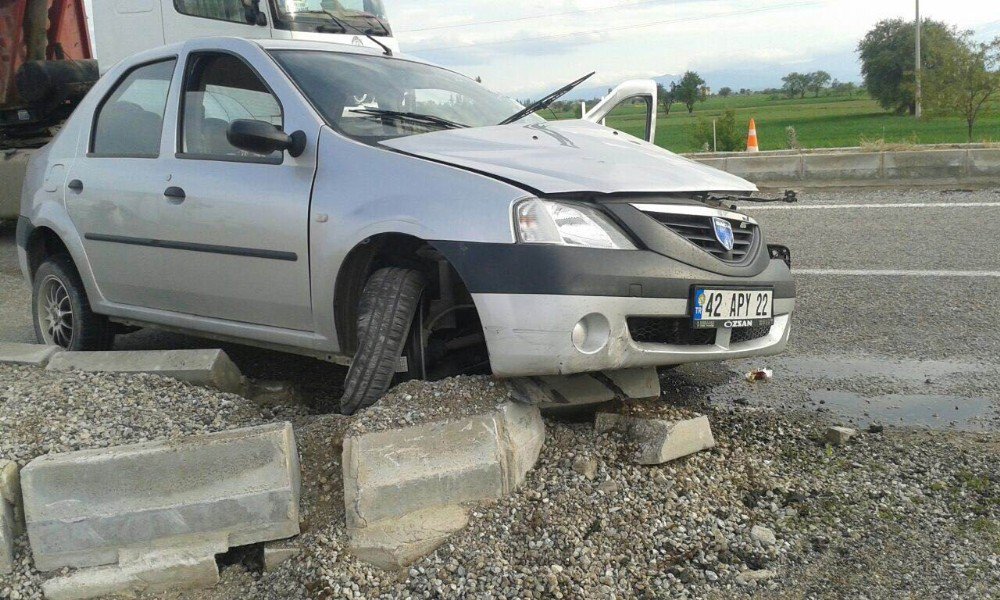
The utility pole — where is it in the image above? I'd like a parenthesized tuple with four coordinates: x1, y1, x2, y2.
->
(915, 0, 922, 119)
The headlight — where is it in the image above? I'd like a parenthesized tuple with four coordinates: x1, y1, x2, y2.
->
(515, 199, 636, 249)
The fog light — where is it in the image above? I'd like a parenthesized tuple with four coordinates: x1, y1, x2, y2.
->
(571, 313, 611, 354)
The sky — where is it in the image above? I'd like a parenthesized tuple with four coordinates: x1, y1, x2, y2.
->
(390, 0, 1000, 98)
(82, 0, 1000, 98)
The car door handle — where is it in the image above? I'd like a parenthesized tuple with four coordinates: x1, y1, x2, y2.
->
(67, 179, 83, 192)
(164, 186, 186, 203)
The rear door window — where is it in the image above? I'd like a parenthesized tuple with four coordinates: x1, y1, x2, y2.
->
(91, 59, 176, 157)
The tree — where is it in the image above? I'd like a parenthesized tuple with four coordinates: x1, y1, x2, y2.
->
(718, 86, 733, 97)
(858, 18, 964, 115)
(924, 34, 1000, 141)
(692, 109, 743, 151)
(807, 71, 831, 97)
(781, 72, 810, 99)
(676, 71, 706, 113)
(656, 82, 678, 115)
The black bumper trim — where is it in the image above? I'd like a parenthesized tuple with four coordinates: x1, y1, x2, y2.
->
(431, 241, 795, 299)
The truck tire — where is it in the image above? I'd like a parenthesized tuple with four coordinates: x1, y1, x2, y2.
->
(32, 255, 114, 351)
(340, 267, 426, 415)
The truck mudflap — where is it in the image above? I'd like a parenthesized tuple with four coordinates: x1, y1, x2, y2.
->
(1, 149, 32, 219)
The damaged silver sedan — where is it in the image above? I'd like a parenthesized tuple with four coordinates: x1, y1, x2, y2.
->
(17, 37, 794, 413)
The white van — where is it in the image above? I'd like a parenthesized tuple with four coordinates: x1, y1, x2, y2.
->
(92, 0, 398, 71)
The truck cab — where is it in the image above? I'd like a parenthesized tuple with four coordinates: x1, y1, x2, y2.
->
(93, 0, 398, 72)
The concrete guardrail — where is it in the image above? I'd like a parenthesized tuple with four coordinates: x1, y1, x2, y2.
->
(685, 145, 1000, 188)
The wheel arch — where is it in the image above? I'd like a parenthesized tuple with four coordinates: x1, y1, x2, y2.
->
(333, 232, 486, 360)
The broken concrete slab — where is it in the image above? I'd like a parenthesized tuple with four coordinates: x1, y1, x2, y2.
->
(825, 426, 857, 446)
(1, 491, 13, 575)
(248, 380, 301, 407)
(348, 505, 469, 570)
(507, 369, 659, 407)
(0, 342, 62, 367)
(602, 368, 661, 399)
(263, 545, 301, 572)
(22, 422, 300, 572)
(596, 413, 715, 465)
(0, 460, 20, 575)
(343, 401, 543, 529)
(46, 349, 244, 393)
(572, 456, 598, 480)
(41, 534, 228, 600)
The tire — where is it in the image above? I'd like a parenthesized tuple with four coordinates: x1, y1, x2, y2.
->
(339, 267, 426, 415)
(32, 255, 114, 351)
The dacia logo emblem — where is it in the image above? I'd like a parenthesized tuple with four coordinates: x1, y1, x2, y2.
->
(712, 217, 735, 251)
(351, 36, 365, 46)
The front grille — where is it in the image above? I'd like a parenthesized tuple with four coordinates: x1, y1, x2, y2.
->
(628, 317, 773, 346)
(730, 322, 772, 344)
(645, 212, 757, 263)
(627, 317, 716, 345)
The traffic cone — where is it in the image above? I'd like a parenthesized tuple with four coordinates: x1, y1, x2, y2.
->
(747, 118, 759, 152)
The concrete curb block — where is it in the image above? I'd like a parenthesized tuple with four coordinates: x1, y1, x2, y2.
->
(22, 422, 300, 572)
(46, 349, 244, 393)
(343, 402, 544, 530)
(596, 413, 715, 465)
(0, 343, 63, 367)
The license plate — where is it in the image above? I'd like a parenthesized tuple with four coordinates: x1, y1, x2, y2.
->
(692, 288, 773, 329)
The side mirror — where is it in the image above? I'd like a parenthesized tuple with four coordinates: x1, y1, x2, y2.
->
(255, 11, 268, 26)
(227, 119, 306, 158)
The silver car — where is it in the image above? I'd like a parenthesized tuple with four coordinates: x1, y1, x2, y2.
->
(17, 38, 794, 413)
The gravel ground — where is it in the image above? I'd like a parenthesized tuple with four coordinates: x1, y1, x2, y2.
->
(2, 367, 997, 600)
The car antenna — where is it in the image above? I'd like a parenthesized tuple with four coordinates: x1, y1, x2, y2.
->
(318, 9, 393, 56)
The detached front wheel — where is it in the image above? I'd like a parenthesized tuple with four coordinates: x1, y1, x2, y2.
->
(32, 256, 114, 351)
(340, 267, 426, 415)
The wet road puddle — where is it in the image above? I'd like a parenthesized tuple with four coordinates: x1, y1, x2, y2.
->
(772, 356, 986, 382)
(809, 390, 993, 431)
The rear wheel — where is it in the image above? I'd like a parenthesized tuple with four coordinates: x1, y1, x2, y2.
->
(339, 267, 426, 415)
(32, 256, 114, 351)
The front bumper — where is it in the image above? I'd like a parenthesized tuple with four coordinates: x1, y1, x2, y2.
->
(474, 293, 793, 377)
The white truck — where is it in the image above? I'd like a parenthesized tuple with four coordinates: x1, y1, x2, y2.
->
(1, 0, 399, 218)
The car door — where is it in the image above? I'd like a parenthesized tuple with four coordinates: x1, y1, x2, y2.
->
(150, 48, 316, 331)
(584, 80, 658, 144)
(163, 0, 271, 43)
(64, 58, 178, 309)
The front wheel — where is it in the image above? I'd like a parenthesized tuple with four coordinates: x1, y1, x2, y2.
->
(32, 256, 114, 351)
(339, 267, 426, 415)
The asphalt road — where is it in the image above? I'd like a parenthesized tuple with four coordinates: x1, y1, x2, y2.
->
(2, 186, 998, 428)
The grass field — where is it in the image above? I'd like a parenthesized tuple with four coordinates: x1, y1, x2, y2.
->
(547, 93, 1000, 153)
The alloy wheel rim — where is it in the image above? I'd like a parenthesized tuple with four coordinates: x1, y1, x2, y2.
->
(38, 276, 73, 347)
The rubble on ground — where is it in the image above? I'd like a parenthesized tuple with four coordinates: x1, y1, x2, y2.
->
(0, 364, 997, 599)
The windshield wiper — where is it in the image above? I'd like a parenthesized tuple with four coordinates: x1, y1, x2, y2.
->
(499, 71, 595, 125)
(349, 108, 469, 130)
(304, 9, 393, 55)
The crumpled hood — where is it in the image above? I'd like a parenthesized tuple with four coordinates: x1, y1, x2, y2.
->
(379, 119, 757, 195)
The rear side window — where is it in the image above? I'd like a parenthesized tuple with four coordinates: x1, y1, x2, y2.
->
(179, 52, 283, 162)
(174, 0, 256, 24)
(91, 59, 176, 158)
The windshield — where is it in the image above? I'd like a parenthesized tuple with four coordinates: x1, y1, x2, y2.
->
(269, 0, 390, 33)
(271, 50, 544, 142)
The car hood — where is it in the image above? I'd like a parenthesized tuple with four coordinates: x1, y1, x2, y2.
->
(379, 119, 757, 195)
